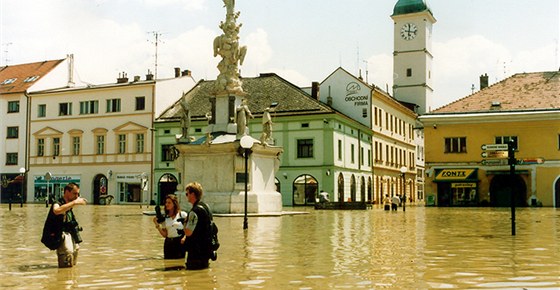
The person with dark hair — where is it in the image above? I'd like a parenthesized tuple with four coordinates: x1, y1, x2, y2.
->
(153, 194, 188, 259)
(182, 182, 213, 270)
(52, 182, 86, 268)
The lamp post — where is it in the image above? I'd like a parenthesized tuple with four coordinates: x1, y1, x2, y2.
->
(240, 136, 254, 230)
(400, 166, 407, 212)
(45, 172, 52, 207)
(19, 167, 26, 208)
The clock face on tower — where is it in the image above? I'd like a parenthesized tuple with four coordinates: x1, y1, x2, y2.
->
(400, 23, 417, 41)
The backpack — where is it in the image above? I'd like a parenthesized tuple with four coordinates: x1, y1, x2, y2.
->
(197, 203, 220, 261)
(41, 204, 63, 250)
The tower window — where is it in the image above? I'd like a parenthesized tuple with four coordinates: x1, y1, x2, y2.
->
(407, 68, 412, 77)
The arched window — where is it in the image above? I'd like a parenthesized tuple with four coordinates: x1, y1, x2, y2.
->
(350, 175, 356, 202)
(360, 176, 366, 202)
(337, 173, 345, 202)
(293, 174, 318, 206)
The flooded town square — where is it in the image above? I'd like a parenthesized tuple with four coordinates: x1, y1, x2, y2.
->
(0, 204, 559, 289)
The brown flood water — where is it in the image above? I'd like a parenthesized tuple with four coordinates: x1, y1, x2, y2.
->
(0, 204, 558, 289)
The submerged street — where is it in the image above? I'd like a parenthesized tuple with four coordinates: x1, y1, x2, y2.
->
(1, 204, 559, 289)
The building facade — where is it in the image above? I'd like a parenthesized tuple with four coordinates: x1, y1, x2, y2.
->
(0, 57, 74, 203)
(420, 72, 560, 207)
(154, 73, 373, 206)
(27, 71, 195, 204)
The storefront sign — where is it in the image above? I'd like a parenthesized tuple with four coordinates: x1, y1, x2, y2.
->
(451, 183, 476, 188)
(434, 169, 476, 181)
(116, 174, 142, 182)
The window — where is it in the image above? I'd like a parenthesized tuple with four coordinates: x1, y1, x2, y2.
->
(301, 123, 309, 128)
(96, 135, 105, 155)
(53, 138, 60, 156)
(361, 147, 364, 165)
(407, 68, 412, 77)
(8, 101, 19, 113)
(37, 139, 45, 156)
(367, 149, 371, 166)
(337, 140, 342, 160)
(6, 153, 17, 165)
(7, 126, 18, 138)
(23, 76, 39, 82)
(135, 96, 145, 111)
(495, 136, 518, 150)
(59, 102, 72, 116)
(362, 108, 367, 118)
(162, 144, 176, 161)
(136, 134, 145, 153)
(297, 139, 313, 158)
(38, 104, 46, 117)
(118, 134, 126, 154)
(445, 137, 467, 153)
(107, 98, 121, 113)
(1, 78, 17, 84)
(72, 137, 80, 156)
(79, 100, 98, 115)
(351, 144, 355, 163)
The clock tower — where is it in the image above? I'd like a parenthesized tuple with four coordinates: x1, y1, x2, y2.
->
(391, 0, 436, 114)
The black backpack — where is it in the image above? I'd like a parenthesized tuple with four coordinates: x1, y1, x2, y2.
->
(197, 203, 220, 261)
(41, 204, 63, 250)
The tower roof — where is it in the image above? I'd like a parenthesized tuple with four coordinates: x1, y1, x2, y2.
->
(392, 0, 432, 16)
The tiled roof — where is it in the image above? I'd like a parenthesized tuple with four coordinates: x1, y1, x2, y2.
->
(157, 73, 333, 121)
(431, 71, 560, 114)
(0, 59, 65, 94)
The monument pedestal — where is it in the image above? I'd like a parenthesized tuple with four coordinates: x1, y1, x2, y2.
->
(175, 135, 283, 214)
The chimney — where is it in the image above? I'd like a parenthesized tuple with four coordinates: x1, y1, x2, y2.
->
(181, 70, 191, 77)
(146, 70, 154, 81)
(117, 72, 128, 83)
(133, 75, 140, 82)
(174, 67, 181, 78)
(311, 81, 320, 100)
(67, 54, 75, 87)
(480, 73, 489, 90)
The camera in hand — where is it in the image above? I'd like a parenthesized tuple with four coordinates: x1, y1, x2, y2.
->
(155, 205, 165, 223)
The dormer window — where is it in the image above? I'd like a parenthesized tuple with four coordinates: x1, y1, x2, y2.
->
(23, 76, 39, 82)
(1, 78, 17, 85)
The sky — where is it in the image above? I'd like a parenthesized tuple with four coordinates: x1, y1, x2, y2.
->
(0, 0, 558, 109)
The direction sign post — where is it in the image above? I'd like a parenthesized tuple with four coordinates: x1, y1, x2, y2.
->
(481, 144, 509, 151)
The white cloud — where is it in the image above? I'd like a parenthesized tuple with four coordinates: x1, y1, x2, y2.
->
(143, 0, 207, 11)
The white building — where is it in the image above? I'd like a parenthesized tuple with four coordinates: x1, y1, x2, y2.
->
(27, 70, 196, 204)
(0, 57, 75, 203)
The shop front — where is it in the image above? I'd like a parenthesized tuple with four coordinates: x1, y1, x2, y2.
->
(433, 168, 478, 206)
(33, 175, 81, 203)
(115, 173, 148, 204)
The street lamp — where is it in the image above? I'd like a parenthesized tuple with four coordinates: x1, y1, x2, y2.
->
(45, 172, 52, 207)
(400, 166, 407, 212)
(19, 167, 26, 208)
(240, 135, 254, 230)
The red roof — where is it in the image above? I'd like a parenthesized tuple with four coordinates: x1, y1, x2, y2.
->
(432, 71, 560, 113)
(0, 59, 65, 94)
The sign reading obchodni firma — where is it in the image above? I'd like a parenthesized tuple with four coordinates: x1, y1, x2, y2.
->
(344, 82, 370, 121)
(433, 169, 479, 206)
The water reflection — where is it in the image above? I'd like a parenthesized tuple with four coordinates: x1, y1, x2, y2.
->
(0, 205, 558, 289)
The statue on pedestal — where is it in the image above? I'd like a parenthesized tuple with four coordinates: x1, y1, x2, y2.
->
(236, 98, 253, 136)
(180, 98, 191, 140)
(260, 107, 273, 145)
(213, 0, 247, 96)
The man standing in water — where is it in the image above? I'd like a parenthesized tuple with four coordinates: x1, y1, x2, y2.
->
(52, 183, 86, 267)
(182, 182, 213, 270)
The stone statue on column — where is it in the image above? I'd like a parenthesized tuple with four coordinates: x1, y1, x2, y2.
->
(180, 97, 191, 140)
(213, 0, 247, 96)
(236, 98, 253, 136)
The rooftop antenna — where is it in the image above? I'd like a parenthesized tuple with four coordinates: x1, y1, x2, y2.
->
(363, 60, 369, 84)
(147, 31, 164, 79)
(2, 42, 12, 66)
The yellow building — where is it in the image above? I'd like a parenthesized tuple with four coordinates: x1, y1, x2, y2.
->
(420, 72, 560, 207)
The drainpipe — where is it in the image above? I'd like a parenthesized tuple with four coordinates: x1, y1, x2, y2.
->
(24, 92, 31, 202)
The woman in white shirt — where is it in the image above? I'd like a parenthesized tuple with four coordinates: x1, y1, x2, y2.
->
(153, 194, 187, 259)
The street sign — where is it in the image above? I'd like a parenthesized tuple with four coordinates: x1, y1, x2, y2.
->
(481, 151, 508, 158)
(517, 158, 545, 165)
(481, 144, 509, 151)
(481, 159, 508, 166)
